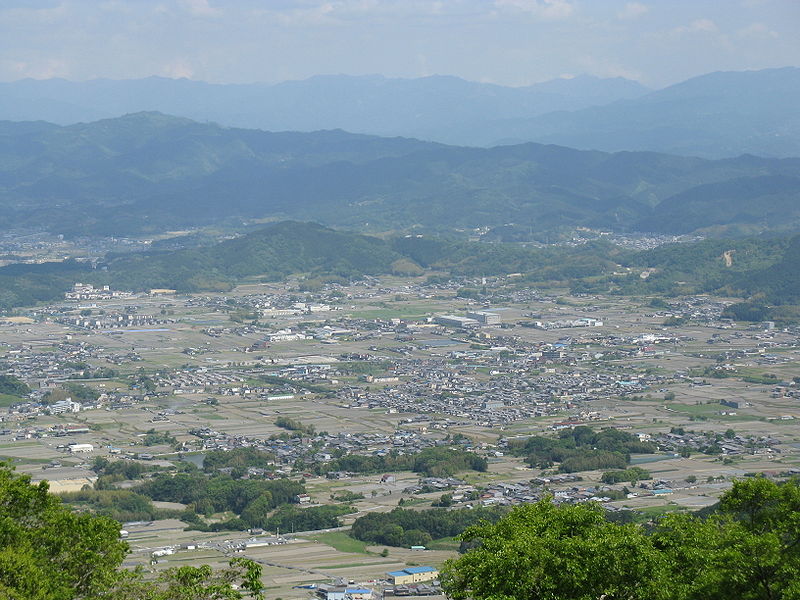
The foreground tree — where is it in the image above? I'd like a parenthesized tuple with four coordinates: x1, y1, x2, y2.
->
(441, 500, 672, 600)
(443, 478, 800, 600)
(0, 464, 263, 599)
(654, 477, 800, 600)
(0, 465, 127, 599)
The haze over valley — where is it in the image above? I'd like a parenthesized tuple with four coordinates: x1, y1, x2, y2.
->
(2, 2, 800, 599)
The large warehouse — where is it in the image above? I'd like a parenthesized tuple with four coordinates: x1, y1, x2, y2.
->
(386, 566, 439, 585)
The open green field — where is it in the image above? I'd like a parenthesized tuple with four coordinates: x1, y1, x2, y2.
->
(0, 393, 23, 407)
(306, 531, 370, 554)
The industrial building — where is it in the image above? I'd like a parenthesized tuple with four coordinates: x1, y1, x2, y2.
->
(68, 443, 94, 453)
(386, 566, 439, 585)
(316, 586, 373, 600)
(434, 315, 479, 328)
(466, 310, 501, 325)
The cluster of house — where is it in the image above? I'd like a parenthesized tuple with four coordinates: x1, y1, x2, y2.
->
(337, 355, 659, 428)
(649, 430, 781, 456)
(55, 312, 174, 330)
(188, 427, 447, 469)
(64, 283, 133, 301)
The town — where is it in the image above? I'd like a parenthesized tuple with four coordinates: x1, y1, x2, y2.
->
(1, 268, 799, 599)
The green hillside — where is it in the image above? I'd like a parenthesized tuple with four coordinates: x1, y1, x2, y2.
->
(2, 113, 800, 237)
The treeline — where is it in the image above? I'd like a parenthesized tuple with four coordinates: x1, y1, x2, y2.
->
(60, 489, 180, 523)
(261, 504, 354, 533)
(351, 506, 507, 547)
(202, 448, 275, 473)
(318, 447, 488, 478)
(136, 472, 304, 528)
(0, 374, 30, 397)
(600, 466, 651, 484)
(42, 382, 99, 404)
(507, 426, 656, 473)
(391, 236, 623, 281)
(274, 416, 315, 435)
(91, 456, 164, 488)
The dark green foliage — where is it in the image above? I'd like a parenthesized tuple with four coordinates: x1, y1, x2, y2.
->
(319, 447, 488, 477)
(0, 260, 92, 311)
(0, 374, 30, 397)
(2, 112, 800, 240)
(137, 473, 304, 517)
(0, 463, 264, 599)
(442, 477, 800, 600)
(274, 416, 315, 435)
(91, 457, 159, 481)
(723, 302, 771, 322)
(203, 448, 275, 473)
(141, 429, 177, 447)
(0, 464, 129, 600)
(261, 505, 354, 533)
(3, 221, 800, 314)
(63, 382, 100, 402)
(351, 506, 507, 547)
(331, 490, 364, 502)
(507, 426, 656, 472)
(601, 467, 651, 484)
(59, 489, 177, 523)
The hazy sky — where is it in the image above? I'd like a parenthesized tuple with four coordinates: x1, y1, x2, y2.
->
(1, 0, 798, 87)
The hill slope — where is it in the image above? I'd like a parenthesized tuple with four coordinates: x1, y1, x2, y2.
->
(2, 113, 799, 237)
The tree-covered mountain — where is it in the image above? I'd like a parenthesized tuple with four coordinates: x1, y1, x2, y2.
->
(0, 221, 624, 309)
(473, 67, 800, 158)
(3, 222, 800, 313)
(0, 73, 648, 143)
(2, 113, 799, 237)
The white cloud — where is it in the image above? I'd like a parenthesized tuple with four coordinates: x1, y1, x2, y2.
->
(179, 0, 221, 18)
(576, 55, 641, 81)
(493, 0, 575, 20)
(3, 57, 70, 79)
(617, 2, 648, 20)
(161, 59, 195, 79)
(252, 0, 475, 26)
(674, 18, 718, 34)
(738, 22, 779, 39)
(0, 2, 67, 25)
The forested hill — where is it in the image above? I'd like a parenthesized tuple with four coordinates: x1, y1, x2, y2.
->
(103, 221, 404, 291)
(2, 113, 800, 238)
(4, 221, 800, 313)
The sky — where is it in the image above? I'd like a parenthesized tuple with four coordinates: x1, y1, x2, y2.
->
(0, 0, 798, 88)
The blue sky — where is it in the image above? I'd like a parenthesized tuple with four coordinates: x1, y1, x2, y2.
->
(0, 0, 797, 87)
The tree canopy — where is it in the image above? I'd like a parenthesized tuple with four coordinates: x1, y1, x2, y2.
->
(442, 477, 800, 600)
(0, 463, 264, 599)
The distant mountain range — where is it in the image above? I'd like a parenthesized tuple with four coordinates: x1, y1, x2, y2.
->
(0, 73, 648, 143)
(1, 112, 799, 237)
(2, 67, 798, 158)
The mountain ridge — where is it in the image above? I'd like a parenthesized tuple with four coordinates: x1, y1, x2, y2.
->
(1, 112, 799, 237)
(1, 68, 797, 157)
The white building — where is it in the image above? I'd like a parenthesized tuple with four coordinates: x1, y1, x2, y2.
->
(49, 399, 81, 415)
(68, 443, 94, 453)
